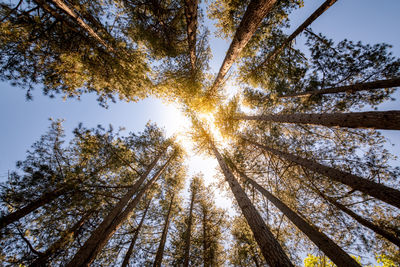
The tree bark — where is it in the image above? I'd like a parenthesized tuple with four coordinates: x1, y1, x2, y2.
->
(30, 210, 93, 267)
(153, 194, 175, 267)
(209, 0, 277, 95)
(210, 143, 293, 267)
(184, 0, 198, 72)
(245, 138, 400, 209)
(0, 186, 70, 229)
(238, 110, 400, 130)
(183, 186, 196, 267)
(314, 188, 400, 248)
(121, 198, 152, 267)
(281, 77, 400, 98)
(202, 205, 210, 267)
(232, 165, 360, 267)
(257, 0, 337, 68)
(66, 151, 169, 267)
(49, 0, 114, 52)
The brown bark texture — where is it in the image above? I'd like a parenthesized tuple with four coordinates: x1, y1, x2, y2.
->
(317, 190, 400, 248)
(0, 186, 70, 230)
(66, 152, 168, 267)
(234, 167, 360, 267)
(50, 0, 114, 52)
(30, 210, 93, 267)
(246, 139, 400, 209)
(183, 187, 196, 267)
(211, 143, 293, 267)
(258, 0, 337, 68)
(281, 77, 400, 98)
(121, 198, 152, 267)
(239, 110, 400, 130)
(209, 0, 277, 94)
(184, 0, 198, 72)
(153, 194, 175, 267)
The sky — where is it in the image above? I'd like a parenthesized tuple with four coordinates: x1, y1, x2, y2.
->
(0, 1, 399, 262)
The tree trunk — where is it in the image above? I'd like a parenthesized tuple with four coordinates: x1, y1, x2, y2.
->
(121, 198, 152, 267)
(202, 205, 210, 267)
(66, 152, 169, 267)
(258, 0, 337, 68)
(314, 188, 400, 248)
(245, 138, 400, 209)
(238, 110, 400, 130)
(281, 77, 400, 98)
(183, 187, 196, 267)
(153, 194, 175, 267)
(209, 0, 277, 95)
(49, 0, 114, 52)
(232, 165, 360, 267)
(30, 210, 93, 267)
(210, 143, 293, 267)
(0, 186, 70, 229)
(184, 0, 198, 73)
(32, 0, 79, 33)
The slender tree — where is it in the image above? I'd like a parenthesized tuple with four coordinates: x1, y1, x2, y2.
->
(237, 110, 400, 130)
(153, 193, 175, 267)
(244, 138, 400, 209)
(256, 0, 337, 69)
(209, 0, 277, 94)
(30, 209, 94, 267)
(183, 177, 198, 267)
(0, 185, 72, 230)
(34, 0, 114, 52)
(229, 160, 361, 267)
(121, 198, 152, 267)
(281, 77, 400, 98)
(66, 154, 173, 267)
(189, 118, 293, 266)
(309, 184, 400, 248)
(184, 0, 198, 72)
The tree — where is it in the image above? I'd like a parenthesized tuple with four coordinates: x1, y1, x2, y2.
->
(243, 138, 400, 209)
(153, 193, 176, 267)
(190, 118, 294, 266)
(255, 0, 337, 70)
(237, 110, 400, 130)
(0, 0, 151, 104)
(228, 158, 360, 267)
(120, 197, 152, 267)
(209, 0, 278, 95)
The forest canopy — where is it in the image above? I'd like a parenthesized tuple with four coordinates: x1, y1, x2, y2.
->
(0, 0, 399, 266)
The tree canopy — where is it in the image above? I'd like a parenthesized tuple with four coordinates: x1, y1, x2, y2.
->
(1, 0, 399, 266)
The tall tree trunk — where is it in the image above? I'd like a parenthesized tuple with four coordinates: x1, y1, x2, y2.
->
(153, 194, 175, 267)
(281, 77, 400, 98)
(66, 151, 170, 267)
(183, 187, 196, 267)
(0, 186, 71, 230)
(210, 143, 293, 266)
(313, 187, 400, 248)
(48, 0, 114, 52)
(184, 0, 198, 73)
(202, 205, 210, 267)
(209, 0, 277, 95)
(238, 110, 400, 130)
(30, 210, 93, 267)
(32, 0, 79, 33)
(231, 164, 360, 267)
(257, 0, 337, 68)
(244, 138, 400, 209)
(121, 198, 152, 267)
